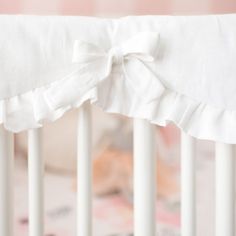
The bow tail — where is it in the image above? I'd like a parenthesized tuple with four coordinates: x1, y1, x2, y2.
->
(123, 59, 165, 103)
(45, 57, 111, 110)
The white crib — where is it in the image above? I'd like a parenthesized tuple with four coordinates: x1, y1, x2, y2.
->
(1, 13, 236, 236)
(0, 102, 235, 236)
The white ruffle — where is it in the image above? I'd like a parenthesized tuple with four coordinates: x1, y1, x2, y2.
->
(1, 74, 236, 144)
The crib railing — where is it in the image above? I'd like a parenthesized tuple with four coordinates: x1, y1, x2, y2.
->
(0, 102, 235, 236)
(0, 126, 14, 236)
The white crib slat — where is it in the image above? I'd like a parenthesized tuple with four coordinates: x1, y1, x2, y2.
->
(0, 126, 14, 236)
(77, 103, 92, 236)
(181, 132, 196, 236)
(28, 129, 44, 236)
(215, 143, 235, 236)
(133, 119, 156, 236)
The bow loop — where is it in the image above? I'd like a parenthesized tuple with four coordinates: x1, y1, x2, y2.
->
(45, 32, 165, 110)
(72, 40, 106, 63)
(121, 32, 160, 61)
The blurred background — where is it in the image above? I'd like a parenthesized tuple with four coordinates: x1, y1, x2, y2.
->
(1, 0, 236, 15)
(1, 0, 236, 236)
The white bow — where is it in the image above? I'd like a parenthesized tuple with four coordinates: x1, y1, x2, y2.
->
(45, 32, 165, 109)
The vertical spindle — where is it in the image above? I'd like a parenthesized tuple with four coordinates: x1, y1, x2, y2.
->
(77, 102, 92, 236)
(0, 126, 14, 236)
(181, 132, 196, 236)
(28, 128, 44, 236)
(215, 143, 235, 236)
(133, 119, 156, 236)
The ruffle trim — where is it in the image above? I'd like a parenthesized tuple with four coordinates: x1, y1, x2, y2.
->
(1, 76, 236, 144)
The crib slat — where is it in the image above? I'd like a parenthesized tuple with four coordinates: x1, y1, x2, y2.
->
(133, 119, 156, 236)
(77, 102, 92, 236)
(28, 129, 44, 236)
(0, 126, 14, 236)
(215, 143, 235, 236)
(181, 132, 196, 236)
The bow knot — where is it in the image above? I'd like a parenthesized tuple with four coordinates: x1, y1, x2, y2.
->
(109, 47, 124, 65)
(45, 32, 165, 110)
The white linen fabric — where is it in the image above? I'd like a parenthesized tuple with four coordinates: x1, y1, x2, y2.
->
(0, 14, 236, 143)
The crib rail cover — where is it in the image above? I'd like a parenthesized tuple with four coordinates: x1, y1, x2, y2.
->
(0, 14, 236, 143)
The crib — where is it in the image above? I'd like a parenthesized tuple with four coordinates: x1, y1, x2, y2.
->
(0, 14, 236, 236)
